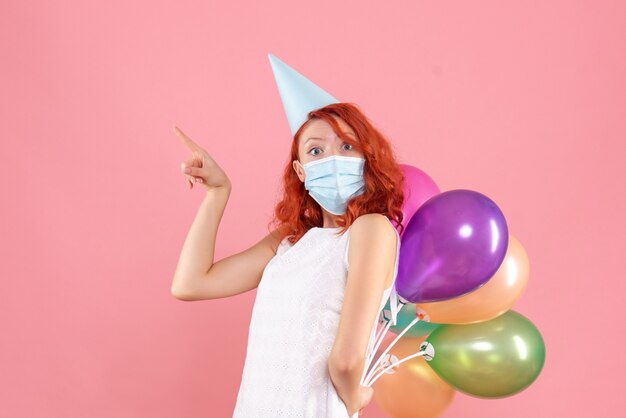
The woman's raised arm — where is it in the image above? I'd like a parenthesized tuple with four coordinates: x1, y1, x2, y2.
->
(171, 187, 283, 301)
(170, 125, 283, 301)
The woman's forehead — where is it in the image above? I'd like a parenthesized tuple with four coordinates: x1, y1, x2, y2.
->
(301, 117, 355, 138)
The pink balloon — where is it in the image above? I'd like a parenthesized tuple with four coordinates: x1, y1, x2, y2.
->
(398, 164, 440, 236)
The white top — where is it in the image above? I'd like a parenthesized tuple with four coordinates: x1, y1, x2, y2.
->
(233, 217, 401, 418)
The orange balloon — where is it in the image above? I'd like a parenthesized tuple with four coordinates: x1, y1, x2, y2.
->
(370, 335, 455, 418)
(414, 234, 530, 324)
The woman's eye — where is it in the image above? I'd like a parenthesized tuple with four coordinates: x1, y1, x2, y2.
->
(309, 147, 321, 156)
(342, 143, 353, 151)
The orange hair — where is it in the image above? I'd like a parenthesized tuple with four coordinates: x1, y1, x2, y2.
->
(267, 102, 405, 245)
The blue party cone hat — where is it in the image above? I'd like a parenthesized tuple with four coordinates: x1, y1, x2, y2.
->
(268, 53, 340, 136)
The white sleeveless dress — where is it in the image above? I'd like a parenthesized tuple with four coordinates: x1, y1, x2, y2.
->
(233, 217, 402, 418)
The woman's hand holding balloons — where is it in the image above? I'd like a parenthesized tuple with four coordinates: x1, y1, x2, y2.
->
(346, 385, 374, 417)
(174, 125, 231, 192)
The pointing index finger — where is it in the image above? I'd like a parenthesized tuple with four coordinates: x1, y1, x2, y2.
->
(173, 125, 202, 152)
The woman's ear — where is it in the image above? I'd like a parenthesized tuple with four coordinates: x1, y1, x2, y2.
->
(292, 160, 305, 183)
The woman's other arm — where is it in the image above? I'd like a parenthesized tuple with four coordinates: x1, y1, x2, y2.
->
(328, 213, 398, 415)
(171, 187, 286, 301)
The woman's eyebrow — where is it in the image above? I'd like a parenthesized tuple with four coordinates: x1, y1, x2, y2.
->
(305, 137, 324, 144)
(305, 132, 356, 144)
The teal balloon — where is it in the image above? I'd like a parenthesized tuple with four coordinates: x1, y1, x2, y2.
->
(424, 310, 546, 398)
(384, 299, 441, 337)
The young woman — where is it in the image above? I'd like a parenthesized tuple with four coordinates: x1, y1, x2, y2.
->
(171, 102, 405, 417)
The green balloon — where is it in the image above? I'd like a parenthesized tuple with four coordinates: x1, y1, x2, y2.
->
(424, 310, 545, 398)
(384, 300, 441, 337)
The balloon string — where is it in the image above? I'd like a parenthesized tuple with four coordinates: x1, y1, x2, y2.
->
(361, 299, 406, 383)
(372, 317, 389, 352)
(364, 315, 420, 385)
(360, 316, 393, 384)
(368, 320, 390, 367)
(366, 350, 429, 387)
(362, 314, 421, 386)
(360, 298, 407, 384)
(364, 350, 428, 387)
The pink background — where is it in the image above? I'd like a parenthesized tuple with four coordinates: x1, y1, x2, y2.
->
(1, 1, 624, 417)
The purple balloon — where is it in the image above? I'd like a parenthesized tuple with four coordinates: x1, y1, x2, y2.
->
(396, 189, 509, 303)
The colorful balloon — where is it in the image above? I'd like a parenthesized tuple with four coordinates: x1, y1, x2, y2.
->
(415, 234, 530, 324)
(398, 164, 440, 237)
(423, 310, 546, 398)
(396, 189, 509, 303)
(370, 335, 456, 418)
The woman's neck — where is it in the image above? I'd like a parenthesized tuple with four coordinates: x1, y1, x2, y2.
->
(321, 213, 341, 228)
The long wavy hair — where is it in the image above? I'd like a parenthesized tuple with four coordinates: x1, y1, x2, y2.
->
(267, 102, 405, 245)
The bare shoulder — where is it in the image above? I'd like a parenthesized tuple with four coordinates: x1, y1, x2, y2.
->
(262, 223, 292, 255)
(348, 213, 398, 279)
(350, 213, 397, 243)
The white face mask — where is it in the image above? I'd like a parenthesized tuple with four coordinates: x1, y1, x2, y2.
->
(296, 155, 366, 215)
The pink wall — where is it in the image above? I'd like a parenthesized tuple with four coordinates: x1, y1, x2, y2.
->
(1, 1, 624, 417)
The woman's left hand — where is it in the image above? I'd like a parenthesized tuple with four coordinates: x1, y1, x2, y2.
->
(346, 385, 374, 416)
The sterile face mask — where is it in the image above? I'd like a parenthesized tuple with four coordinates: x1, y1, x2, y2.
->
(296, 155, 366, 215)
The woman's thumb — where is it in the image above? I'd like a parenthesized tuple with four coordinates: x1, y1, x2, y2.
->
(184, 166, 204, 177)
